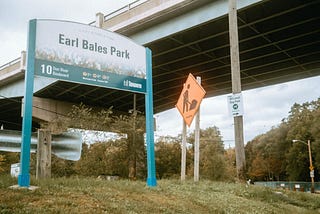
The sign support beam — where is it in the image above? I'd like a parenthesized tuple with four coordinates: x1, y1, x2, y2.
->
(194, 76, 201, 182)
(145, 48, 157, 187)
(181, 119, 186, 181)
(228, 0, 246, 180)
(18, 19, 37, 187)
(18, 18, 154, 187)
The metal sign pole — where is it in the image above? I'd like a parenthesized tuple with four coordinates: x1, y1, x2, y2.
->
(16, 18, 153, 187)
(145, 48, 157, 186)
(181, 119, 187, 181)
(194, 76, 201, 182)
(18, 19, 37, 187)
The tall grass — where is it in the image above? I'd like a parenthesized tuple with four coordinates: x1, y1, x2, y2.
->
(1, 175, 319, 213)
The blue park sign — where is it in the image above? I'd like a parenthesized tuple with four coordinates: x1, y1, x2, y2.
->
(19, 19, 156, 187)
(34, 20, 147, 93)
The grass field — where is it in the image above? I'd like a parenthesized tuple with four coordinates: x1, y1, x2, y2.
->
(1, 175, 320, 213)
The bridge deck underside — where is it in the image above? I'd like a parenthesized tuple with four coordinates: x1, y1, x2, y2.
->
(149, 0, 320, 112)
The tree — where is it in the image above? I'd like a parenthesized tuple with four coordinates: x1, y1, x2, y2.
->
(155, 137, 181, 179)
(44, 103, 146, 179)
(247, 125, 293, 181)
(310, 99, 320, 174)
(245, 98, 319, 182)
(224, 147, 237, 181)
(103, 139, 129, 177)
(0, 154, 6, 173)
(0, 152, 20, 175)
(188, 126, 227, 180)
(249, 152, 270, 180)
(285, 100, 319, 181)
(74, 143, 107, 177)
(112, 114, 146, 179)
(286, 143, 309, 181)
(51, 156, 76, 177)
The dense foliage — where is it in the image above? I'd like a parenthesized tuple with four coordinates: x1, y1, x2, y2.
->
(0, 103, 236, 181)
(1, 98, 318, 182)
(154, 126, 234, 181)
(246, 98, 320, 182)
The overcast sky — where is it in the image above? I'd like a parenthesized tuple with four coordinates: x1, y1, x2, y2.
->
(155, 77, 320, 147)
(1, 0, 319, 148)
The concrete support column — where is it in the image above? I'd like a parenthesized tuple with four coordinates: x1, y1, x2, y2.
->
(20, 51, 26, 70)
(96, 12, 104, 28)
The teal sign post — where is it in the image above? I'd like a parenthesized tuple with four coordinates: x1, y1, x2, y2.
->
(18, 20, 36, 186)
(19, 19, 156, 187)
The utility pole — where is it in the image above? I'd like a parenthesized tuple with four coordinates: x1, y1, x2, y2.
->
(228, 0, 246, 180)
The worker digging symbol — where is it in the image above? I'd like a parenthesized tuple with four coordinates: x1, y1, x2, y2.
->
(183, 84, 189, 113)
(183, 84, 198, 113)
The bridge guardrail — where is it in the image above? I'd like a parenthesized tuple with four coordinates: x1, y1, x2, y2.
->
(0, 57, 20, 71)
(88, 0, 148, 25)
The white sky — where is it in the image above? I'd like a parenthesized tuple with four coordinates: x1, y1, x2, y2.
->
(1, 0, 319, 148)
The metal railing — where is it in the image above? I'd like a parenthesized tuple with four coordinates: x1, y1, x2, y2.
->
(0, 130, 82, 161)
(255, 181, 320, 193)
(88, 0, 148, 25)
(0, 57, 20, 71)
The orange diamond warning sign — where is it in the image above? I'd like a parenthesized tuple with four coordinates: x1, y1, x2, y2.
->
(176, 73, 206, 127)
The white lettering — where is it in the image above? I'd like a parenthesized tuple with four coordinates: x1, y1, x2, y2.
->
(128, 81, 142, 89)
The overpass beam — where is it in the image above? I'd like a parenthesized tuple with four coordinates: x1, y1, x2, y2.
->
(22, 97, 73, 124)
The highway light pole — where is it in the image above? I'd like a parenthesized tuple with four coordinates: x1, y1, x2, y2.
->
(292, 139, 315, 193)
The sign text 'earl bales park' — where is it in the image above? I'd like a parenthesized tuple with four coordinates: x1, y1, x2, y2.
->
(58, 34, 130, 59)
(34, 20, 147, 93)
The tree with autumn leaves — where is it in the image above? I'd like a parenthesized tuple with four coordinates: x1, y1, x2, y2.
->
(246, 98, 320, 182)
(2, 98, 318, 182)
(60, 103, 236, 180)
(0, 102, 236, 180)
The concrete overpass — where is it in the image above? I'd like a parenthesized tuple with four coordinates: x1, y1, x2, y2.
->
(0, 0, 319, 131)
